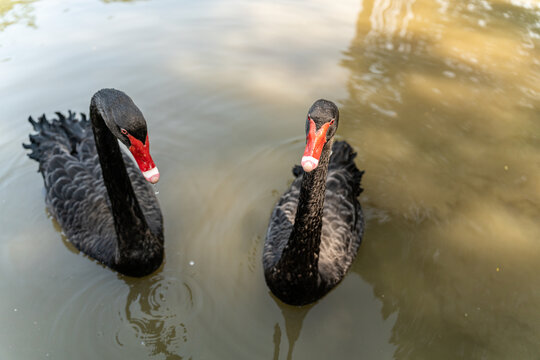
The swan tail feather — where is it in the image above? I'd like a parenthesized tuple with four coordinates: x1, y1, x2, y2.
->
(23, 111, 91, 171)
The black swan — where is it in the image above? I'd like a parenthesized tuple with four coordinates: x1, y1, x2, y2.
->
(263, 99, 364, 305)
(24, 89, 164, 277)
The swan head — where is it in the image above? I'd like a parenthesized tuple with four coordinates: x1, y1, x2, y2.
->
(91, 89, 160, 184)
(301, 99, 339, 172)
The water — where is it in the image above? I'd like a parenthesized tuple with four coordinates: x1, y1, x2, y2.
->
(0, 0, 539, 359)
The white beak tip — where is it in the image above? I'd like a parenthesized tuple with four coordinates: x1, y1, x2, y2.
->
(143, 167, 160, 183)
(301, 156, 318, 172)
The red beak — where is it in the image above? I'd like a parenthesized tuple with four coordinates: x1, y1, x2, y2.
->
(301, 117, 332, 172)
(126, 133, 160, 184)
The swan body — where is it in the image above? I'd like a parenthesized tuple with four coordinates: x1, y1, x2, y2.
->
(263, 100, 364, 305)
(24, 89, 164, 277)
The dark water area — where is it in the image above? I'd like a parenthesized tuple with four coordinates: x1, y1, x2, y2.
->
(0, 0, 539, 359)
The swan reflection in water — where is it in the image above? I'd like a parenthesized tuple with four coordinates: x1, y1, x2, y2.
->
(117, 273, 197, 359)
(271, 298, 313, 360)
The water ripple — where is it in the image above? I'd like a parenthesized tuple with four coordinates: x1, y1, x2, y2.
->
(38, 270, 203, 359)
(116, 274, 202, 358)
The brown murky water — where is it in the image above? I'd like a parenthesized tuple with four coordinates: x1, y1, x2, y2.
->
(0, 0, 539, 359)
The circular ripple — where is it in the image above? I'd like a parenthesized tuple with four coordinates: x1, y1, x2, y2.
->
(115, 273, 202, 358)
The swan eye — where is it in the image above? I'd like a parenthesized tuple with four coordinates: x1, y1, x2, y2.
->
(120, 128, 128, 135)
(329, 119, 335, 125)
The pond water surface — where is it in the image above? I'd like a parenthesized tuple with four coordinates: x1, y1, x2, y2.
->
(1, 0, 539, 359)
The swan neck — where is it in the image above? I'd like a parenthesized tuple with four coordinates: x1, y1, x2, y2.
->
(90, 105, 152, 257)
(280, 139, 333, 278)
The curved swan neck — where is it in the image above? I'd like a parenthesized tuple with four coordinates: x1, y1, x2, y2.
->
(278, 138, 334, 277)
(90, 104, 152, 257)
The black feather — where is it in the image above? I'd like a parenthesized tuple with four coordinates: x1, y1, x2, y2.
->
(264, 140, 365, 305)
(24, 100, 163, 277)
